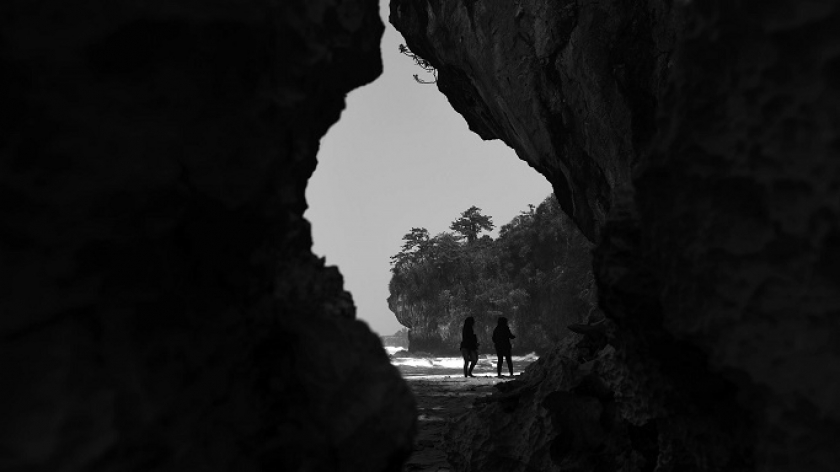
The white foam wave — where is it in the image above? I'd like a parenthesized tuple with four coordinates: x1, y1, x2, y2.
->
(390, 353, 539, 369)
(383, 345, 405, 356)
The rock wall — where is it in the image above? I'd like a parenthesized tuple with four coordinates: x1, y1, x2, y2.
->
(392, 0, 840, 471)
(0, 1, 415, 471)
(391, 0, 676, 241)
(628, 2, 840, 468)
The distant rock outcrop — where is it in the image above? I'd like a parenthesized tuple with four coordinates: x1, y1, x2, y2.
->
(1, 1, 414, 471)
(393, 0, 840, 470)
(388, 196, 596, 356)
(389, 296, 458, 353)
(381, 328, 410, 349)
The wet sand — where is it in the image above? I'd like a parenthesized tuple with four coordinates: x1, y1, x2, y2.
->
(401, 374, 514, 472)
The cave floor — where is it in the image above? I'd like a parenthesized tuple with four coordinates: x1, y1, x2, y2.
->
(402, 374, 513, 472)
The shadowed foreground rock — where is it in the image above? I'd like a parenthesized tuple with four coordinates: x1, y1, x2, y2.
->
(393, 0, 840, 470)
(0, 1, 415, 471)
(446, 337, 620, 472)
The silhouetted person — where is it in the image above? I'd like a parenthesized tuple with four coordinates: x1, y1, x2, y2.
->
(460, 316, 479, 378)
(492, 317, 516, 377)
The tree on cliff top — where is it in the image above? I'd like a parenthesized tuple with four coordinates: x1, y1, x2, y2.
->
(399, 227, 430, 254)
(390, 227, 430, 271)
(450, 206, 494, 244)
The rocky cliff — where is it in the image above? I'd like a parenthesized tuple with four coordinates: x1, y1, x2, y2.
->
(392, 0, 676, 242)
(393, 0, 840, 471)
(1, 1, 415, 471)
(389, 295, 458, 353)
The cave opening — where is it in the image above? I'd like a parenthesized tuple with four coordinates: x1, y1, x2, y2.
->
(304, 0, 554, 340)
(304, 2, 599, 471)
(6, 0, 837, 470)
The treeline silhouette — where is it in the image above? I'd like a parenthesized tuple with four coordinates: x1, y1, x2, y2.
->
(388, 195, 596, 355)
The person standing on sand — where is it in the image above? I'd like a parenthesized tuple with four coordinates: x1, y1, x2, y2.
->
(492, 317, 516, 377)
(460, 316, 479, 378)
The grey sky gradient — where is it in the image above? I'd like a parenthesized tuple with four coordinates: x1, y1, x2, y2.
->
(305, 4, 552, 336)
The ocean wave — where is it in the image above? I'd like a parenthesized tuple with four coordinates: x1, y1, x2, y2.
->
(385, 350, 540, 376)
(384, 345, 406, 356)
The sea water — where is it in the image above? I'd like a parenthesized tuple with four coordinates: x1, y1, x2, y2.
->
(384, 345, 539, 377)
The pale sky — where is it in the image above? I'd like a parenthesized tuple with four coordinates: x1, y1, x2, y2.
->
(305, 3, 552, 336)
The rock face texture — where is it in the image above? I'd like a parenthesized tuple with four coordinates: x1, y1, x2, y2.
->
(389, 296, 458, 353)
(446, 335, 624, 472)
(392, 0, 677, 241)
(1, 1, 415, 471)
(393, 0, 840, 471)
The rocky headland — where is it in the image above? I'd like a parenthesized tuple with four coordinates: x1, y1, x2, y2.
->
(389, 196, 596, 356)
(392, 0, 840, 470)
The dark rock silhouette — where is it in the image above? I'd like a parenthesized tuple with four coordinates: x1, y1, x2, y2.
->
(1, 1, 415, 471)
(393, 0, 840, 470)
